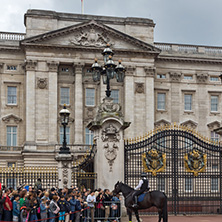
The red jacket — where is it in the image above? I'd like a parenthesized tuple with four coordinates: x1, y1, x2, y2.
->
(3, 195, 12, 211)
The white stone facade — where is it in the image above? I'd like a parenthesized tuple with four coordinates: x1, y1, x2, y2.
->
(0, 9, 222, 168)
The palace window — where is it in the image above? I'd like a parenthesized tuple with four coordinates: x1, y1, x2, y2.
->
(7, 65, 17, 71)
(60, 126, 70, 144)
(157, 74, 166, 79)
(185, 177, 193, 192)
(184, 75, 193, 80)
(111, 89, 119, 103)
(85, 88, 95, 106)
(60, 87, 70, 105)
(184, 94, 192, 111)
(7, 86, 17, 105)
(7, 126, 17, 146)
(211, 177, 219, 192)
(157, 177, 165, 192)
(157, 93, 166, 110)
(211, 131, 219, 142)
(211, 95, 218, 112)
(210, 76, 219, 81)
(85, 128, 94, 145)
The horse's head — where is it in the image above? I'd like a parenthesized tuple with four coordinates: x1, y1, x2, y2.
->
(113, 181, 122, 195)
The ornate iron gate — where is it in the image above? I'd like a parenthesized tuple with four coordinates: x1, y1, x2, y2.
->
(124, 124, 222, 215)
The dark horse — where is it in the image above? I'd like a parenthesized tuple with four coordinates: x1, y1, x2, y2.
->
(113, 181, 168, 222)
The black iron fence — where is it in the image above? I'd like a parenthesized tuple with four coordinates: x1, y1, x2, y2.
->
(125, 124, 222, 215)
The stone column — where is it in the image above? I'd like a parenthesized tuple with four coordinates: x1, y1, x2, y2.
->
(88, 97, 130, 191)
(48, 61, 59, 144)
(74, 63, 84, 143)
(25, 60, 37, 149)
(124, 66, 135, 138)
(55, 154, 73, 189)
(144, 67, 155, 131)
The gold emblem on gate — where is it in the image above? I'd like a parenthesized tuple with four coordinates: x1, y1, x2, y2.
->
(142, 149, 166, 176)
(184, 149, 207, 176)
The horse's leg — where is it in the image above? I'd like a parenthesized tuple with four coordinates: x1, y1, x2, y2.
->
(127, 208, 132, 222)
(158, 209, 162, 222)
(134, 209, 140, 222)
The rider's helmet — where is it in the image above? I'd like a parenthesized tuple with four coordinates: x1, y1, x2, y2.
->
(141, 172, 147, 178)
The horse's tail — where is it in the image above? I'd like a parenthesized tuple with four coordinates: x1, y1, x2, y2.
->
(162, 194, 168, 222)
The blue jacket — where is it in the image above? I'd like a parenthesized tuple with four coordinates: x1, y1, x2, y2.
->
(40, 203, 47, 213)
(13, 200, 20, 216)
(69, 197, 76, 212)
(75, 200, 82, 211)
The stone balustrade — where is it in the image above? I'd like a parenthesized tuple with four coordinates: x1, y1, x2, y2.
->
(0, 146, 23, 152)
(0, 32, 26, 41)
(154, 42, 222, 55)
(55, 144, 92, 153)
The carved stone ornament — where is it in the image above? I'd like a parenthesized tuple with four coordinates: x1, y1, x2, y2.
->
(2, 114, 22, 124)
(144, 67, 156, 77)
(69, 28, 112, 47)
(86, 107, 94, 118)
(62, 168, 68, 185)
(135, 82, 145, 94)
(104, 143, 119, 172)
(25, 60, 37, 71)
(196, 72, 208, 83)
(101, 124, 120, 172)
(169, 72, 182, 82)
(96, 97, 123, 122)
(37, 78, 48, 89)
(47, 61, 59, 72)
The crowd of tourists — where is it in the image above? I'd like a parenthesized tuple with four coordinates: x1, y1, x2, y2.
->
(0, 179, 121, 222)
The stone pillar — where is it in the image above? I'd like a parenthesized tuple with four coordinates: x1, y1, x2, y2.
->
(74, 63, 84, 143)
(88, 97, 130, 191)
(55, 154, 73, 189)
(48, 61, 59, 144)
(144, 67, 155, 131)
(124, 66, 135, 138)
(25, 60, 37, 149)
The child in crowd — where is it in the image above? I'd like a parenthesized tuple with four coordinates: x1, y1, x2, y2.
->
(65, 195, 72, 222)
(20, 206, 31, 222)
(12, 194, 20, 222)
(58, 195, 66, 222)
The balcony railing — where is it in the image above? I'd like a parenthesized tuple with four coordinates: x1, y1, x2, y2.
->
(0, 32, 26, 41)
(154, 42, 222, 55)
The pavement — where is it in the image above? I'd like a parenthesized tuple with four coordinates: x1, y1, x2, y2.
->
(121, 215, 222, 222)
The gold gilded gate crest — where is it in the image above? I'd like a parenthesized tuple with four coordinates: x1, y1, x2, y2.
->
(142, 149, 166, 176)
(184, 149, 207, 176)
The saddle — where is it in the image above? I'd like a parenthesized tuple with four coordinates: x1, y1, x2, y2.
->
(138, 192, 150, 202)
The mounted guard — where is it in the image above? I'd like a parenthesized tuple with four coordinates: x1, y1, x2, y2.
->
(132, 172, 150, 208)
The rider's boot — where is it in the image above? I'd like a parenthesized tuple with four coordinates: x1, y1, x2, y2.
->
(132, 196, 138, 208)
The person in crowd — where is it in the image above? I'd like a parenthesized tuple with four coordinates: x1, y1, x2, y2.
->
(75, 195, 83, 222)
(49, 195, 60, 222)
(40, 197, 49, 222)
(95, 192, 105, 219)
(20, 206, 31, 222)
(34, 178, 42, 191)
(0, 190, 6, 221)
(19, 189, 28, 208)
(58, 195, 66, 222)
(86, 191, 96, 222)
(69, 192, 76, 222)
(3, 188, 13, 221)
(12, 194, 20, 222)
(49, 188, 57, 200)
(111, 194, 120, 219)
(29, 198, 39, 221)
(103, 189, 112, 222)
(64, 195, 71, 222)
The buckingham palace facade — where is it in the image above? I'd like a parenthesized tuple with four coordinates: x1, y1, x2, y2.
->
(0, 9, 222, 168)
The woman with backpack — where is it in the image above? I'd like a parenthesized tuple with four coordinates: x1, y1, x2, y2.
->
(49, 195, 60, 222)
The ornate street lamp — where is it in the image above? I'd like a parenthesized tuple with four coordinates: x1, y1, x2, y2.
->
(91, 45, 126, 98)
(59, 105, 70, 154)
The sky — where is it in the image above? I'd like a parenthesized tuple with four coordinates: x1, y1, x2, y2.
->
(0, 0, 222, 46)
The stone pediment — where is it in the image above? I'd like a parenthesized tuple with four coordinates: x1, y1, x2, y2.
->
(180, 120, 198, 129)
(2, 114, 22, 123)
(154, 119, 171, 127)
(207, 120, 220, 129)
(21, 20, 160, 55)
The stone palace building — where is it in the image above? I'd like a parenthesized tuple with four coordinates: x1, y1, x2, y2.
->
(0, 9, 222, 168)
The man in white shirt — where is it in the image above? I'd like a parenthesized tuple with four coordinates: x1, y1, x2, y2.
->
(132, 172, 150, 208)
(86, 191, 96, 222)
